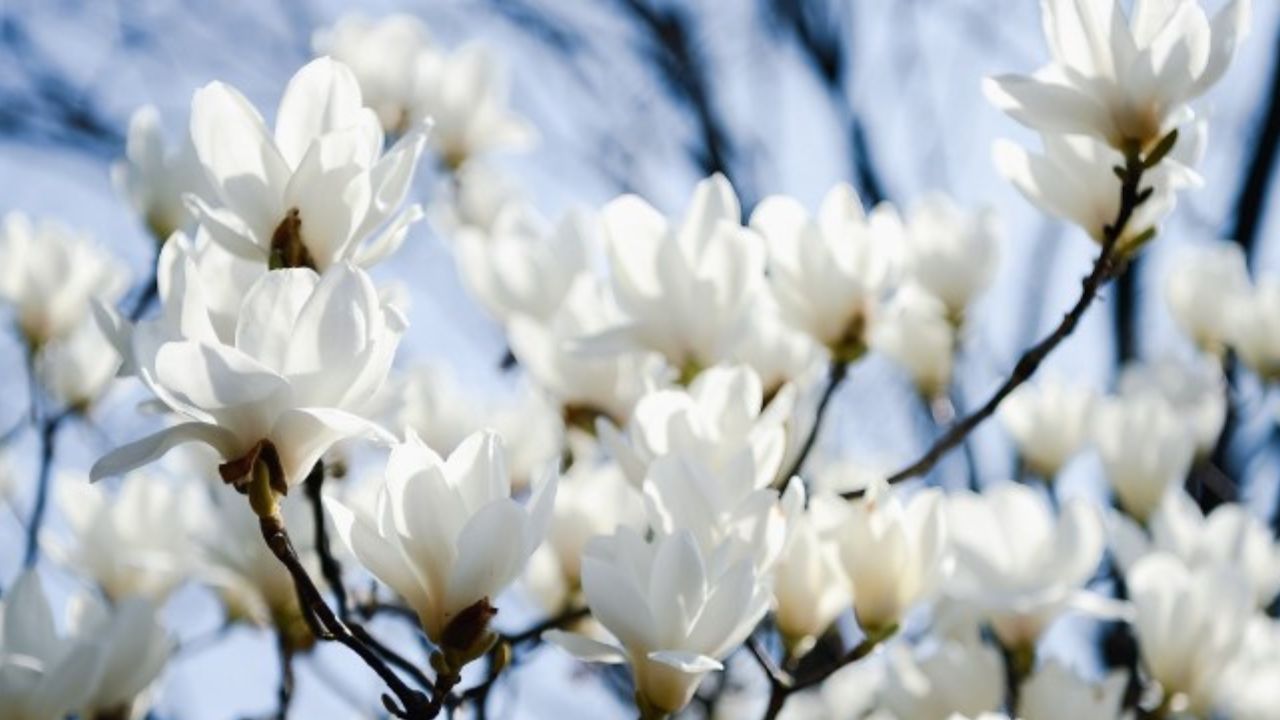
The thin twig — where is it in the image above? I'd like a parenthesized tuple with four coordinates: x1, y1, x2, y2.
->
(273, 631, 294, 720)
(848, 146, 1152, 498)
(304, 462, 350, 617)
(780, 360, 849, 486)
(505, 605, 590, 646)
(23, 410, 69, 567)
(750, 626, 896, 720)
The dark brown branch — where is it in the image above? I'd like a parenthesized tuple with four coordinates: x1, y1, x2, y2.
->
(749, 626, 895, 720)
(304, 462, 350, 618)
(273, 631, 295, 720)
(23, 409, 69, 567)
(780, 360, 848, 486)
(848, 145, 1153, 498)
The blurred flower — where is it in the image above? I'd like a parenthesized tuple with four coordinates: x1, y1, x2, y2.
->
(33, 319, 120, 412)
(326, 431, 556, 666)
(455, 208, 595, 327)
(1226, 277, 1280, 382)
(815, 481, 948, 635)
(0, 212, 129, 348)
(902, 194, 999, 324)
(879, 633, 1004, 720)
(945, 483, 1106, 649)
(871, 284, 955, 399)
(312, 13, 433, 135)
(1118, 358, 1226, 457)
(771, 509, 849, 657)
(545, 528, 770, 717)
(750, 183, 898, 360)
(729, 292, 826, 402)
(993, 133, 1198, 254)
(430, 159, 529, 235)
(112, 104, 212, 241)
(583, 174, 765, 376)
(1164, 241, 1250, 355)
(1019, 661, 1130, 720)
(1128, 553, 1251, 716)
(525, 454, 645, 614)
(93, 261, 404, 490)
(998, 380, 1095, 478)
(49, 473, 196, 604)
(411, 44, 535, 168)
(1216, 616, 1280, 720)
(66, 593, 173, 720)
(1092, 393, 1195, 522)
(186, 57, 426, 271)
(1110, 489, 1280, 610)
(984, 0, 1250, 151)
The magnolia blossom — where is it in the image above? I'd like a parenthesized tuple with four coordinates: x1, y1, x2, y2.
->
(879, 634, 1004, 720)
(749, 183, 898, 359)
(33, 319, 120, 411)
(510, 275, 666, 425)
(1164, 241, 1250, 354)
(993, 133, 1197, 253)
(0, 571, 171, 720)
(1128, 553, 1251, 716)
(186, 57, 426, 272)
(327, 431, 556, 664)
(0, 212, 129, 348)
(1020, 661, 1130, 720)
(50, 473, 196, 603)
(430, 159, 529, 235)
(1225, 277, 1280, 381)
(816, 482, 948, 634)
(312, 13, 433, 134)
(112, 104, 211, 240)
(730, 293, 826, 401)
(871, 284, 955, 398)
(525, 455, 645, 613)
(1110, 489, 1280, 610)
(456, 208, 595, 327)
(92, 259, 404, 490)
(771, 510, 850, 656)
(944, 483, 1106, 649)
(584, 174, 765, 374)
(998, 380, 1094, 478)
(1216, 616, 1280, 720)
(984, 0, 1250, 151)
(1092, 393, 1195, 522)
(546, 529, 770, 716)
(1118, 358, 1226, 457)
(902, 194, 999, 323)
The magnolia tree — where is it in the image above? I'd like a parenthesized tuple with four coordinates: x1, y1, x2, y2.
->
(0, 1, 1276, 720)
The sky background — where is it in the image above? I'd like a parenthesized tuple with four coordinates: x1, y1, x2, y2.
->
(1, 0, 1278, 718)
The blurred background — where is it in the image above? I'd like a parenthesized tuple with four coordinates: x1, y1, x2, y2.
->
(0, 0, 1278, 717)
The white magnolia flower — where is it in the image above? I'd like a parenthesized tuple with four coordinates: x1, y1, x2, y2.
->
(197, 490, 317, 646)
(326, 431, 556, 663)
(1110, 489, 1280, 610)
(412, 43, 535, 168)
(50, 473, 197, 603)
(186, 57, 426, 271)
(1118, 358, 1226, 457)
(1164, 241, 1250, 354)
(1226, 277, 1280, 381)
(33, 318, 120, 411)
(312, 13, 433, 135)
(998, 380, 1095, 478)
(879, 634, 1004, 720)
(585, 174, 766, 374)
(1092, 393, 1195, 522)
(112, 104, 212, 240)
(1216, 616, 1280, 720)
(984, 0, 1251, 151)
(545, 528, 770, 716)
(0, 571, 106, 720)
(525, 455, 645, 613)
(66, 593, 173, 720)
(993, 132, 1198, 253)
(750, 183, 898, 358)
(1128, 553, 1251, 716)
(1019, 660, 1131, 720)
(729, 292, 826, 401)
(816, 482, 949, 634)
(510, 275, 666, 425)
(871, 284, 955, 398)
(902, 194, 999, 323)
(93, 260, 405, 490)
(0, 212, 129, 348)
(771, 509, 850, 656)
(430, 159, 529, 235)
(456, 208, 595, 327)
(945, 483, 1106, 649)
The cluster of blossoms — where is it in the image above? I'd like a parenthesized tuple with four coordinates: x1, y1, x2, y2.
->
(0, 1, 1272, 720)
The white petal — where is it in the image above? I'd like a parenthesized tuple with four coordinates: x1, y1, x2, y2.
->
(543, 629, 626, 664)
(91, 423, 241, 481)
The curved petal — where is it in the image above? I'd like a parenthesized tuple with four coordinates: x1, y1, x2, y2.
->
(91, 423, 241, 481)
(543, 629, 626, 664)
(274, 57, 368, 168)
(190, 81, 287, 231)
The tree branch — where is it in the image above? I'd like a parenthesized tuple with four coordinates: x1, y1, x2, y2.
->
(779, 359, 848, 486)
(23, 409, 69, 567)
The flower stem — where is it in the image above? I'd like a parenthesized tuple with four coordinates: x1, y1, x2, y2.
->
(780, 359, 849, 487)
